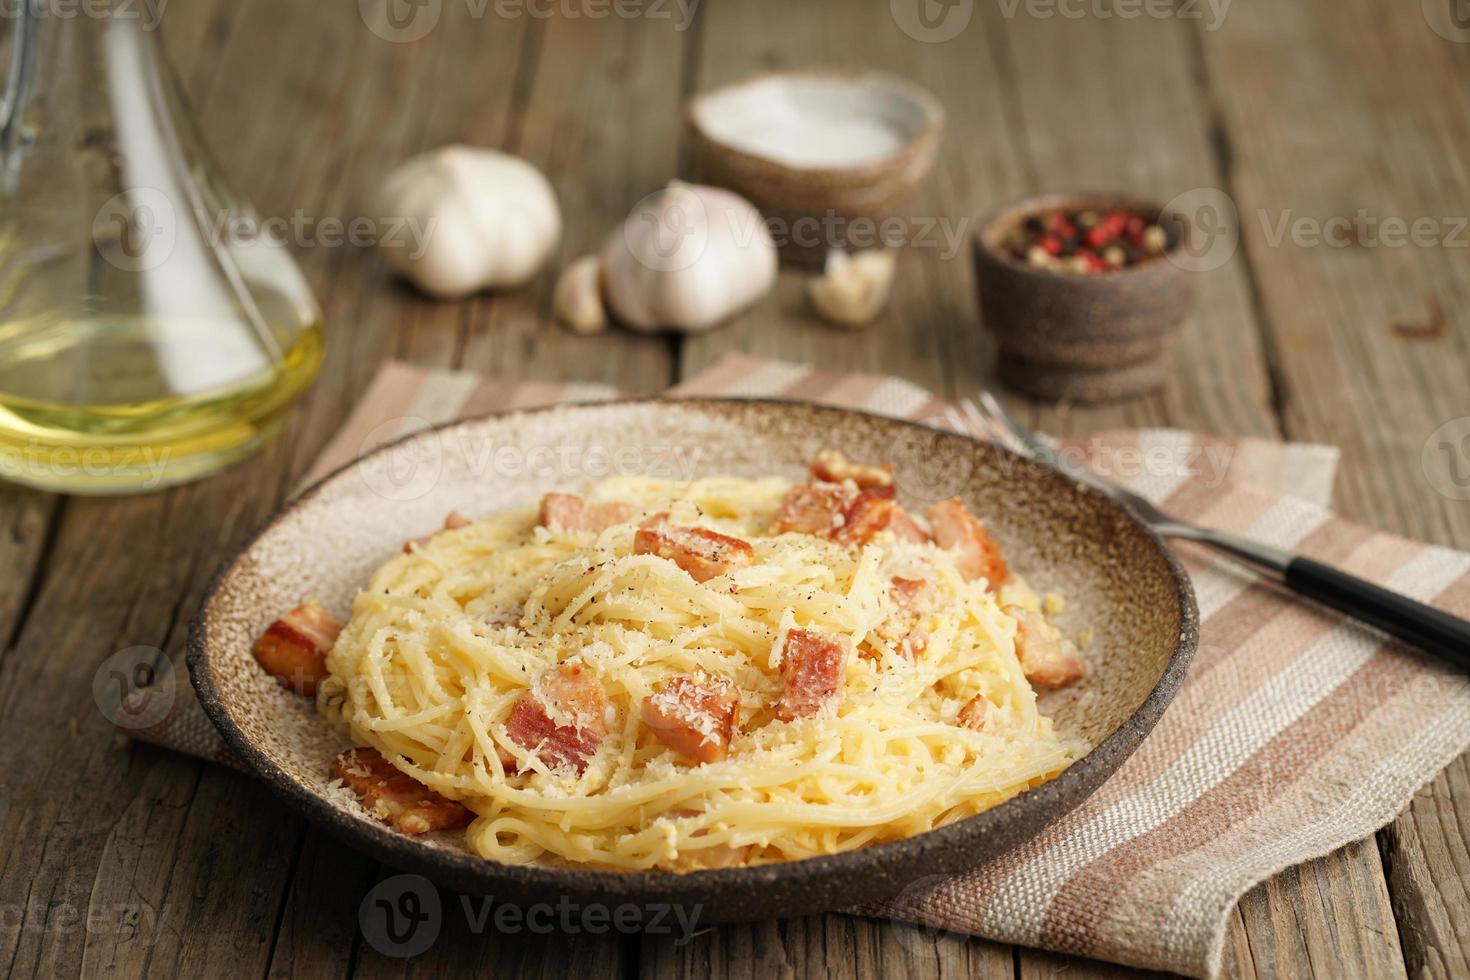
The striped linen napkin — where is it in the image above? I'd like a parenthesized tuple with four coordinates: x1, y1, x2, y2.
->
(135, 352, 1470, 978)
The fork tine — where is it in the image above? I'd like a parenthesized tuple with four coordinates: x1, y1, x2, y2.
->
(959, 399, 999, 447)
(956, 395, 1028, 455)
(975, 390, 1051, 459)
(939, 405, 971, 437)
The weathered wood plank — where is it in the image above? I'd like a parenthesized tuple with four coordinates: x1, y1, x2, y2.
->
(968, 8, 1407, 979)
(973, 3, 1279, 440)
(664, 0, 1317, 978)
(654, 2, 1020, 975)
(641, 913, 1014, 980)
(1200, 0, 1470, 975)
(457, 11, 682, 394)
(1229, 839, 1407, 980)
(0, 488, 55, 659)
(2, 1, 1463, 979)
(261, 7, 689, 978)
(1379, 768, 1470, 979)
(0, 2, 548, 978)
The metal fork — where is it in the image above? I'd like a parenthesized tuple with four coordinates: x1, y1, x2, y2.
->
(954, 392, 1470, 668)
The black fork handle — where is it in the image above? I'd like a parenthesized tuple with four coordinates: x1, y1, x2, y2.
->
(1163, 525, 1470, 669)
(1284, 557, 1470, 669)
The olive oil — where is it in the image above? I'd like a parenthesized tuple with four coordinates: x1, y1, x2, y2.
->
(0, 5, 327, 493)
(0, 314, 324, 493)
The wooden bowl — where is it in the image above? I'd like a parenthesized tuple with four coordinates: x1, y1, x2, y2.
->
(973, 193, 1198, 402)
(687, 70, 944, 267)
(188, 399, 1197, 920)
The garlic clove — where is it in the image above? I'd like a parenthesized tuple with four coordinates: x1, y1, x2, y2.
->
(554, 255, 608, 334)
(374, 144, 561, 300)
(807, 248, 897, 328)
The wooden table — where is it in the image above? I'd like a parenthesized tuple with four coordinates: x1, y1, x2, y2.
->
(3, 0, 1467, 976)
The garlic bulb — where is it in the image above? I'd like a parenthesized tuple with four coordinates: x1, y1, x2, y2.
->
(554, 254, 607, 334)
(375, 145, 561, 299)
(807, 249, 897, 328)
(600, 181, 776, 333)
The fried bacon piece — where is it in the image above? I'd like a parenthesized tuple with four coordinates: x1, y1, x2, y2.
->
(885, 506, 930, 543)
(502, 663, 612, 773)
(862, 577, 935, 661)
(956, 695, 994, 732)
(634, 514, 755, 583)
(774, 628, 849, 721)
(836, 491, 928, 546)
(810, 450, 895, 497)
(926, 498, 1008, 587)
(252, 600, 342, 696)
(1006, 605, 1086, 690)
(641, 674, 741, 764)
(773, 483, 927, 546)
(331, 746, 472, 835)
(771, 482, 856, 535)
(402, 510, 473, 552)
(889, 575, 935, 615)
(538, 493, 636, 534)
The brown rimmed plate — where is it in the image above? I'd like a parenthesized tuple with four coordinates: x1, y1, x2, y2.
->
(187, 398, 1198, 919)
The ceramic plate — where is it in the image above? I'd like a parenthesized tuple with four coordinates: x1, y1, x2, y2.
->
(188, 398, 1198, 919)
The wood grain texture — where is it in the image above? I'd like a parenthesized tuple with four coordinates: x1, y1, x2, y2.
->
(1199, 0, 1470, 975)
(970, 6, 1415, 978)
(1, 0, 1466, 977)
(640, 913, 1013, 980)
(457, 9, 682, 393)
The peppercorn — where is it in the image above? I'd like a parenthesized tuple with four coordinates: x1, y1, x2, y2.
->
(1007, 206, 1171, 274)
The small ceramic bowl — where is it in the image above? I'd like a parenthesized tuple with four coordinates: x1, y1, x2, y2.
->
(973, 193, 1197, 402)
(687, 69, 944, 266)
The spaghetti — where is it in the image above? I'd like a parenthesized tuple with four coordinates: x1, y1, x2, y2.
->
(320, 473, 1086, 871)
